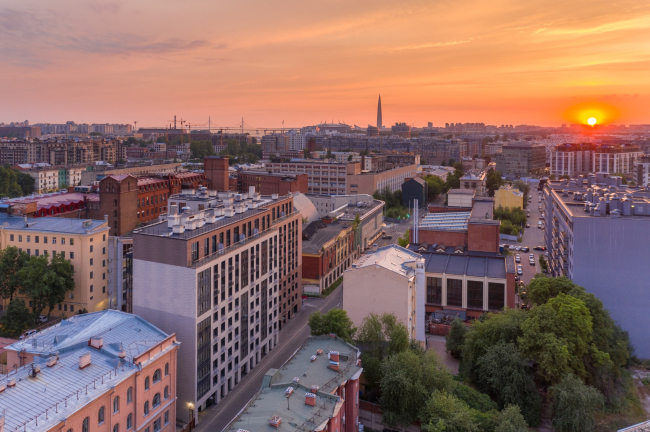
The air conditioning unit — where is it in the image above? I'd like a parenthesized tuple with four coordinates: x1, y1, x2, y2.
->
(108, 269, 113, 273)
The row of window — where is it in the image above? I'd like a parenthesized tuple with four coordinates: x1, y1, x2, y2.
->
(74, 410, 170, 432)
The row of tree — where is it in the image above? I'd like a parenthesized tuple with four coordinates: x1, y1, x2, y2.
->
(447, 276, 632, 431)
(0, 247, 75, 337)
(308, 310, 530, 432)
(0, 165, 35, 197)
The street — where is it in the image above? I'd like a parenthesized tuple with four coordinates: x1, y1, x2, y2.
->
(193, 285, 344, 432)
(499, 188, 547, 286)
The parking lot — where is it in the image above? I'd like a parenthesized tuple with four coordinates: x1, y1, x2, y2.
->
(500, 188, 547, 287)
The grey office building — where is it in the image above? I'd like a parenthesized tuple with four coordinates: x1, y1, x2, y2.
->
(543, 174, 650, 357)
(495, 142, 546, 177)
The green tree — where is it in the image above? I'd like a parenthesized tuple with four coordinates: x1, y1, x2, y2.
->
(419, 391, 479, 432)
(0, 299, 34, 337)
(190, 140, 215, 159)
(381, 350, 453, 427)
(424, 174, 446, 201)
(398, 229, 410, 247)
(550, 374, 604, 432)
(495, 405, 529, 432)
(0, 247, 30, 301)
(486, 169, 503, 197)
(0, 166, 25, 197)
(461, 308, 527, 383)
(18, 254, 75, 319)
(13, 169, 35, 195)
(308, 309, 356, 343)
(475, 342, 541, 425)
(357, 313, 410, 395)
(445, 317, 468, 358)
(519, 294, 595, 384)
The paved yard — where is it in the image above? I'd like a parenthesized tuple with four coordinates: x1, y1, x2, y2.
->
(426, 334, 460, 375)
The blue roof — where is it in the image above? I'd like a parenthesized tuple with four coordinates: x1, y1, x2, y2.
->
(4, 217, 108, 234)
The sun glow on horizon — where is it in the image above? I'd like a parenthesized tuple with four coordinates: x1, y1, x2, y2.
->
(587, 117, 597, 126)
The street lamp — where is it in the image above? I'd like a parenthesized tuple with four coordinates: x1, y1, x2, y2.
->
(188, 402, 194, 423)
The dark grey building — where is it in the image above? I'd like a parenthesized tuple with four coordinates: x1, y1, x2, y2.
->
(543, 174, 650, 357)
(495, 142, 546, 177)
(402, 177, 428, 209)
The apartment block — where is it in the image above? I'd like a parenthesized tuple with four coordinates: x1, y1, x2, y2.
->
(0, 216, 110, 314)
(542, 174, 650, 357)
(636, 155, 650, 187)
(132, 189, 302, 423)
(305, 194, 384, 251)
(265, 160, 417, 195)
(302, 220, 357, 295)
(495, 142, 546, 176)
(549, 143, 642, 177)
(1, 310, 178, 432)
(223, 335, 363, 432)
(460, 171, 487, 196)
(15, 165, 85, 194)
(344, 245, 423, 339)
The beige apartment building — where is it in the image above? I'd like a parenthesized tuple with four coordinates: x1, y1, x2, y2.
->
(265, 160, 417, 195)
(0, 216, 110, 314)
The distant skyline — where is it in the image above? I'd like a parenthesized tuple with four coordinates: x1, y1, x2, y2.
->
(2, 0, 650, 128)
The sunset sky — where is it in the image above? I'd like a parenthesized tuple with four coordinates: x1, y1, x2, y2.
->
(2, 0, 650, 128)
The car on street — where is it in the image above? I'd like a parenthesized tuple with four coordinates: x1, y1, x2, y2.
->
(517, 266, 523, 275)
(533, 246, 545, 250)
(522, 247, 529, 252)
(382, 235, 392, 239)
(525, 223, 530, 228)
(530, 259, 535, 265)
(38, 315, 48, 323)
(515, 254, 521, 263)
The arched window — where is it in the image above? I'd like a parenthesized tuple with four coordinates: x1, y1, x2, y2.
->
(113, 395, 120, 413)
(165, 363, 169, 376)
(153, 392, 161, 408)
(127, 387, 133, 404)
(144, 401, 150, 416)
(98, 406, 105, 424)
(113, 425, 119, 432)
(82, 417, 90, 432)
(127, 413, 133, 429)
(153, 369, 161, 384)
(164, 385, 169, 400)
(67, 429, 73, 432)
(144, 376, 150, 390)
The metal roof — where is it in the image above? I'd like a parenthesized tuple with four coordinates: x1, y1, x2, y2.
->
(352, 245, 420, 277)
(420, 212, 471, 231)
(1, 310, 175, 432)
(2, 217, 108, 234)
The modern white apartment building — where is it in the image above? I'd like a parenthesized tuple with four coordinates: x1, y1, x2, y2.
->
(549, 143, 642, 177)
(132, 188, 302, 424)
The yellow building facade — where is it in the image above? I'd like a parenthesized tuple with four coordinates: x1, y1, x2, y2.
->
(494, 186, 524, 209)
(0, 217, 110, 315)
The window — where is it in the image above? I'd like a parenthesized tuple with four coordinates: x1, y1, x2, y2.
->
(164, 363, 169, 376)
(35, 236, 39, 243)
(98, 406, 105, 424)
(113, 395, 120, 413)
(70, 252, 74, 259)
(153, 369, 161, 383)
(144, 401, 150, 415)
(10, 234, 13, 241)
(165, 410, 169, 424)
(90, 271, 93, 279)
(27, 235, 31, 243)
(18, 235, 22, 242)
(127, 386, 133, 403)
(426, 277, 442, 305)
(82, 417, 90, 432)
(127, 413, 133, 429)
(62, 238, 65, 245)
(447, 278, 463, 307)
(90, 258, 94, 266)
(113, 425, 119, 432)
(153, 418, 161, 432)
(144, 376, 150, 390)
(467, 280, 484, 309)
(488, 282, 505, 311)
(52, 237, 56, 244)
(90, 245, 94, 253)
(153, 392, 161, 408)
(70, 238, 74, 245)
(164, 385, 169, 399)
(44, 236, 48, 243)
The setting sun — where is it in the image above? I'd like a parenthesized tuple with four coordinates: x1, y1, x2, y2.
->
(588, 117, 597, 126)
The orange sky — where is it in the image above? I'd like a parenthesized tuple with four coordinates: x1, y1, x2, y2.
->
(2, 0, 650, 128)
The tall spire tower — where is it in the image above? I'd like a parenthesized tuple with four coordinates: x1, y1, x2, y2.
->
(377, 95, 383, 129)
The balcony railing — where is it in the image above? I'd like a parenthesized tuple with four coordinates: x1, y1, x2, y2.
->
(189, 227, 277, 268)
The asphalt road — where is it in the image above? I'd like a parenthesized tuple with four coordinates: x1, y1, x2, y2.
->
(500, 188, 547, 286)
(193, 285, 344, 432)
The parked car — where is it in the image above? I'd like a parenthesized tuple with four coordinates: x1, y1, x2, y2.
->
(525, 223, 530, 228)
(533, 245, 544, 250)
(38, 315, 48, 323)
(517, 266, 523, 275)
(515, 254, 521, 263)
(19, 329, 37, 340)
(382, 235, 392, 239)
(530, 259, 535, 265)
(522, 247, 529, 252)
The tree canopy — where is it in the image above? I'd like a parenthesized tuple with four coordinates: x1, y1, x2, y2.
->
(308, 309, 356, 343)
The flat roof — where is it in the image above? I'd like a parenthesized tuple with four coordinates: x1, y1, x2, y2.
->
(410, 247, 512, 279)
(302, 222, 350, 254)
(3, 217, 108, 234)
(469, 199, 498, 225)
(352, 245, 420, 277)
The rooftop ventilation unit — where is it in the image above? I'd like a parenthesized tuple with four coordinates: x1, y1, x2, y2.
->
(269, 416, 281, 428)
(305, 392, 316, 406)
(46, 356, 58, 367)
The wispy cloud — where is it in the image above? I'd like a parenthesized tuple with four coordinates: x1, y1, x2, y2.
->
(88, 2, 122, 14)
(58, 35, 209, 55)
(382, 39, 473, 52)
